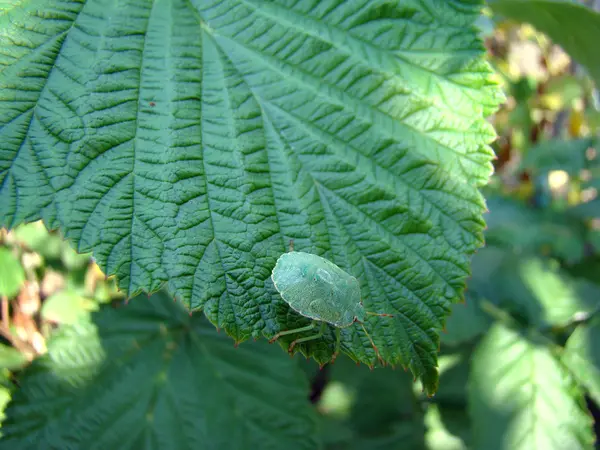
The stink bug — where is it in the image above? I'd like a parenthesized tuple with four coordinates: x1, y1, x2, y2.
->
(270, 241, 393, 364)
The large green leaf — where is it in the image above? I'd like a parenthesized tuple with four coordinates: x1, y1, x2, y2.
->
(469, 323, 594, 450)
(0, 0, 502, 392)
(0, 293, 319, 450)
(489, 0, 600, 86)
(562, 319, 600, 405)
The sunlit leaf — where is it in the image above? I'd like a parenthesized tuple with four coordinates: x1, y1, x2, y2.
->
(562, 319, 600, 405)
(469, 323, 594, 450)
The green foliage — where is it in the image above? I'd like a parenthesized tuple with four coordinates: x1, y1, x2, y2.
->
(520, 138, 597, 176)
(0, 249, 24, 298)
(563, 319, 600, 405)
(40, 291, 98, 325)
(0, 0, 503, 392)
(469, 323, 595, 450)
(470, 249, 600, 328)
(1, 0, 600, 448)
(489, 0, 600, 86)
(0, 292, 319, 450)
(0, 346, 27, 372)
(484, 196, 588, 263)
(316, 356, 424, 450)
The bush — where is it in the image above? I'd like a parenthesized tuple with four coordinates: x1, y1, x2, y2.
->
(0, 1, 599, 448)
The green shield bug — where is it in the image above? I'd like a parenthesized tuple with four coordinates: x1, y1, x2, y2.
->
(270, 241, 393, 364)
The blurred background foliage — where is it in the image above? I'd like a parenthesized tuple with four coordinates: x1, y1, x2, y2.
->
(1, 1, 600, 449)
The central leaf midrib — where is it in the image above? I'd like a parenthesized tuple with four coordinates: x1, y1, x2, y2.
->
(199, 34, 244, 336)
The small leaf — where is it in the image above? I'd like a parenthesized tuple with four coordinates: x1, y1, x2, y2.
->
(0, 248, 25, 298)
(489, 0, 600, 86)
(40, 291, 98, 325)
(0, 292, 319, 450)
(13, 222, 62, 260)
(0, 344, 27, 371)
(562, 319, 600, 405)
(469, 323, 595, 450)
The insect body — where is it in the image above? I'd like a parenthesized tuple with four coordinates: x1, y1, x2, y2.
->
(270, 244, 392, 364)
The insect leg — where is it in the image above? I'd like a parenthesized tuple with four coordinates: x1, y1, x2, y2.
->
(288, 321, 326, 353)
(366, 311, 394, 317)
(331, 328, 341, 363)
(269, 322, 315, 343)
(360, 322, 385, 367)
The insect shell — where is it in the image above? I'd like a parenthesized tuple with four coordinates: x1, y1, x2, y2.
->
(271, 251, 366, 327)
(270, 250, 392, 364)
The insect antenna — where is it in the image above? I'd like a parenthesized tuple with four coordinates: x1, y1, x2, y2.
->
(359, 322, 385, 366)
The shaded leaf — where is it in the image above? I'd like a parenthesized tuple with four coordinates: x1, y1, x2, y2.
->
(441, 292, 490, 346)
(484, 196, 587, 263)
(0, 292, 319, 450)
(562, 319, 600, 405)
(469, 323, 594, 450)
(435, 351, 471, 406)
(319, 355, 424, 449)
(424, 404, 469, 450)
(0, 0, 502, 392)
(520, 138, 595, 176)
(0, 369, 13, 435)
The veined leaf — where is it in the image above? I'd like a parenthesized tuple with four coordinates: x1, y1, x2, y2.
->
(469, 323, 595, 450)
(562, 319, 600, 406)
(0, 0, 502, 393)
(0, 292, 319, 450)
